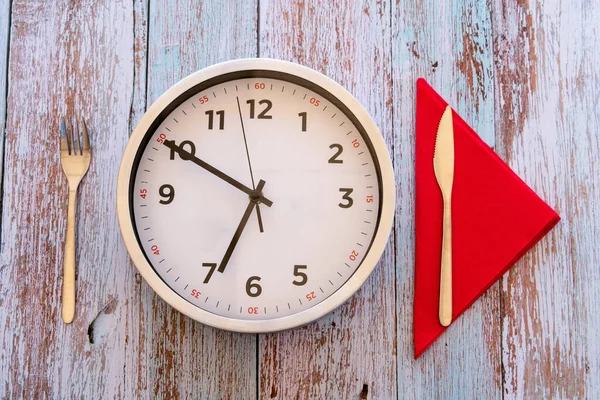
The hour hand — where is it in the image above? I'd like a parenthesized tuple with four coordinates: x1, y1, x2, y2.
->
(163, 140, 273, 207)
(255, 204, 264, 233)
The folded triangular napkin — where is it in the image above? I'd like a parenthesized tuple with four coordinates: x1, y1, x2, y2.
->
(414, 78, 560, 358)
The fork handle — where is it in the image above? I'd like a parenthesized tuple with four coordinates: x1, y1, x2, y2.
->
(62, 186, 78, 323)
(439, 200, 452, 326)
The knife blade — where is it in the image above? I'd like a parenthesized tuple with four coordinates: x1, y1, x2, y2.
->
(433, 105, 454, 327)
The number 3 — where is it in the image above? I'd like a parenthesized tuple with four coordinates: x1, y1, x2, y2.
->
(338, 188, 353, 208)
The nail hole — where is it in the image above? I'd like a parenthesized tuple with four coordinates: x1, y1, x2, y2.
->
(359, 383, 369, 399)
(88, 299, 117, 344)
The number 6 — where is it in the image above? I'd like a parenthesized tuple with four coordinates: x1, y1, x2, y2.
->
(246, 276, 262, 297)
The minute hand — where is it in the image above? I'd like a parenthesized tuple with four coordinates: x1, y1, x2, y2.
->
(163, 140, 273, 207)
(217, 180, 266, 273)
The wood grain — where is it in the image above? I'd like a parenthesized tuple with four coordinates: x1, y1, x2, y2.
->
(0, 0, 599, 397)
(492, 0, 600, 397)
(258, 1, 396, 398)
(141, 1, 259, 398)
(0, 0, 10, 226)
(0, 1, 259, 398)
(393, 1, 502, 398)
(0, 0, 136, 397)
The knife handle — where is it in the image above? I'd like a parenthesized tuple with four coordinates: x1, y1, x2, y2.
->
(439, 200, 452, 326)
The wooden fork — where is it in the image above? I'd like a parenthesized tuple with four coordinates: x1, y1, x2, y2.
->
(60, 118, 91, 323)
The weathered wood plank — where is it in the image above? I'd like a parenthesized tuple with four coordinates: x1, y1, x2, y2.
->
(393, 1, 502, 398)
(141, 1, 258, 398)
(258, 1, 396, 398)
(492, 0, 600, 397)
(0, 0, 598, 397)
(122, 0, 148, 397)
(128, 0, 149, 135)
(0, 0, 11, 231)
(0, 1, 136, 397)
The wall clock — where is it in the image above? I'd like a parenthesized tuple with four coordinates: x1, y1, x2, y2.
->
(117, 59, 395, 332)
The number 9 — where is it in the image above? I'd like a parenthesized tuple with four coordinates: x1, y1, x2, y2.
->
(159, 184, 175, 205)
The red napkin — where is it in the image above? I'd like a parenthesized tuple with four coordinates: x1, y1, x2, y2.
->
(414, 78, 560, 358)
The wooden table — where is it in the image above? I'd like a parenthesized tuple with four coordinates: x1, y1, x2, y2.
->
(0, 1, 597, 398)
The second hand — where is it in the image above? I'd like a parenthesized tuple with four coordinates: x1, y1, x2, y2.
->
(236, 96, 264, 233)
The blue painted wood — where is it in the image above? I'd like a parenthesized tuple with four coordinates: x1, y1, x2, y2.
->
(144, 1, 258, 398)
(392, 1, 502, 398)
(0, 0, 598, 397)
(492, 0, 600, 397)
(0, 0, 10, 240)
(257, 1, 397, 398)
(147, 1, 258, 104)
(0, 0, 137, 397)
(393, 1, 495, 147)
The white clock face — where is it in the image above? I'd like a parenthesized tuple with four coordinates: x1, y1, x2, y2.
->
(120, 62, 394, 331)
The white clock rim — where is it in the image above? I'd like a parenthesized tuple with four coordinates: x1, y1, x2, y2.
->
(117, 58, 395, 333)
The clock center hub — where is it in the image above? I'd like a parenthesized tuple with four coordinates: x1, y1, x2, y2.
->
(249, 189, 263, 203)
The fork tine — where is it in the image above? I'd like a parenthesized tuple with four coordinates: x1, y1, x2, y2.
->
(67, 119, 74, 155)
(71, 118, 80, 156)
(80, 117, 90, 151)
(60, 119, 70, 154)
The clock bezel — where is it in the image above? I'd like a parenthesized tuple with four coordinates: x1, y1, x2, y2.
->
(117, 58, 395, 333)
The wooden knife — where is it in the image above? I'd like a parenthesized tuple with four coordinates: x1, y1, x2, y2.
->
(433, 106, 455, 327)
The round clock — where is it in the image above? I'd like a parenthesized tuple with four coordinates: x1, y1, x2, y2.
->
(117, 59, 395, 332)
